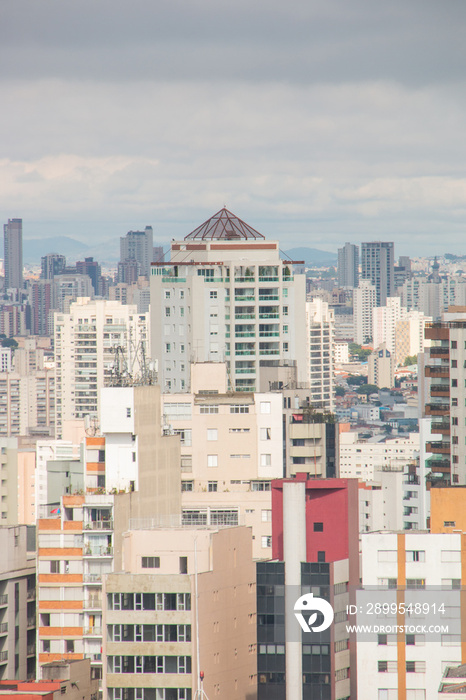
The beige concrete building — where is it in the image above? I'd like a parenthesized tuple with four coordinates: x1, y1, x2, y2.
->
(0, 438, 36, 525)
(395, 310, 431, 364)
(54, 299, 149, 437)
(161, 363, 281, 559)
(306, 297, 335, 410)
(368, 342, 395, 388)
(0, 525, 36, 681)
(103, 525, 256, 700)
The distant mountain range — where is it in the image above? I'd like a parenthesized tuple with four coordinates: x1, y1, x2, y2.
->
(283, 247, 337, 266)
(23, 236, 337, 268)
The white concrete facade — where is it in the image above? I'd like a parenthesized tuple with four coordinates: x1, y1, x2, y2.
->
(339, 431, 420, 481)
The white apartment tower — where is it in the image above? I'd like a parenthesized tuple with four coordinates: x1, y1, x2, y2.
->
(306, 297, 335, 410)
(353, 279, 377, 345)
(150, 208, 307, 393)
(54, 298, 149, 437)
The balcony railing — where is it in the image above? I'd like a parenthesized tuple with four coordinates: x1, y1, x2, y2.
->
(425, 366, 450, 376)
(83, 574, 102, 583)
(426, 441, 450, 452)
(84, 599, 102, 609)
(83, 627, 103, 636)
(430, 346, 449, 355)
(425, 403, 449, 413)
(430, 385, 450, 394)
(84, 547, 113, 557)
(84, 521, 113, 531)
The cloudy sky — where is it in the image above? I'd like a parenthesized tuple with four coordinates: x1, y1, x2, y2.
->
(2, 0, 466, 255)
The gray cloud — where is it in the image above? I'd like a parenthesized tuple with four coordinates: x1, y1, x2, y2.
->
(1, 0, 466, 256)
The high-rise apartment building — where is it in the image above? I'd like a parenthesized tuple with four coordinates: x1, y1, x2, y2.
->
(337, 242, 359, 288)
(353, 280, 377, 344)
(0, 525, 36, 682)
(30, 280, 54, 336)
(41, 254, 66, 280)
(256, 476, 359, 700)
(54, 298, 149, 437)
(306, 298, 335, 410)
(150, 208, 307, 393)
(76, 258, 101, 295)
(120, 228, 154, 278)
(53, 274, 94, 313)
(423, 308, 466, 485)
(361, 241, 395, 306)
(3, 219, 23, 291)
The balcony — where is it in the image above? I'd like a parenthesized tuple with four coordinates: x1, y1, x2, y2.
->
(431, 421, 450, 434)
(0, 651, 7, 663)
(83, 599, 102, 609)
(427, 458, 450, 473)
(425, 403, 449, 415)
(425, 324, 450, 340)
(83, 546, 113, 557)
(27, 588, 36, 600)
(89, 653, 102, 662)
(84, 521, 113, 531)
(425, 366, 450, 378)
(235, 314, 255, 320)
(0, 623, 7, 634)
(430, 385, 450, 396)
(429, 346, 449, 356)
(27, 644, 36, 656)
(83, 574, 102, 584)
(426, 441, 450, 454)
(0, 595, 7, 606)
(83, 627, 102, 637)
(27, 616, 35, 628)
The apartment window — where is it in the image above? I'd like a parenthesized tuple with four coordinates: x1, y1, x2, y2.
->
(210, 291, 218, 299)
(66, 640, 74, 653)
(406, 661, 426, 673)
(260, 454, 271, 467)
(317, 551, 326, 562)
(261, 510, 271, 522)
(406, 579, 425, 589)
(179, 557, 188, 575)
(406, 550, 425, 562)
(260, 428, 271, 441)
(207, 429, 218, 441)
(165, 307, 171, 317)
(200, 405, 219, 414)
(444, 521, 456, 527)
(207, 455, 218, 468)
(251, 481, 271, 491)
(378, 634, 387, 645)
(126, 408, 131, 418)
(208, 481, 218, 492)
(261, 536, 271, 548)
(230, 404, 249, 413)
(313, 522, 324, 532)
(283, 342, 289, 351)
(283, 306, 288, 315)
(142, 557, 160, 569)
(452, 398, 458, 406)
(181, 481, 193, 492)
(452, 417, 458, 426)
(451, 341, 457, 349)
(165, 343, 171, 353)
(260, 402, 271, 414)
(452, 379, 458, 387)
(452, 436, 458, 444)
(378, 660, 397, 672)
(42, 640, 51, 652)
(50, 561, 60, 574)
(452, 360, 458, 368)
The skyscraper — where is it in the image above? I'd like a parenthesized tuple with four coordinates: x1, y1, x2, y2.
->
(337, 242, 359, 288)
(120, 226, 154, 277)
(41, 253, 66, 280)
(3, 218, 23, 291)
(361, 241, 395, 306)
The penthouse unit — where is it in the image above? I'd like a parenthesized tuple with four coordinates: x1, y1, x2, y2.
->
(0, 525, 36, 682)
(150, 208, 307, 394)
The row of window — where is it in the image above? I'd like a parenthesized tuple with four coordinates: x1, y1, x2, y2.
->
(109, 690, 190, 700)
(108, 625, 191, 643)
(378, 660, 426, 673)
(108, 656, 191, 674)
(377, 549, 461, 563)
(107, 593, 191, 612)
